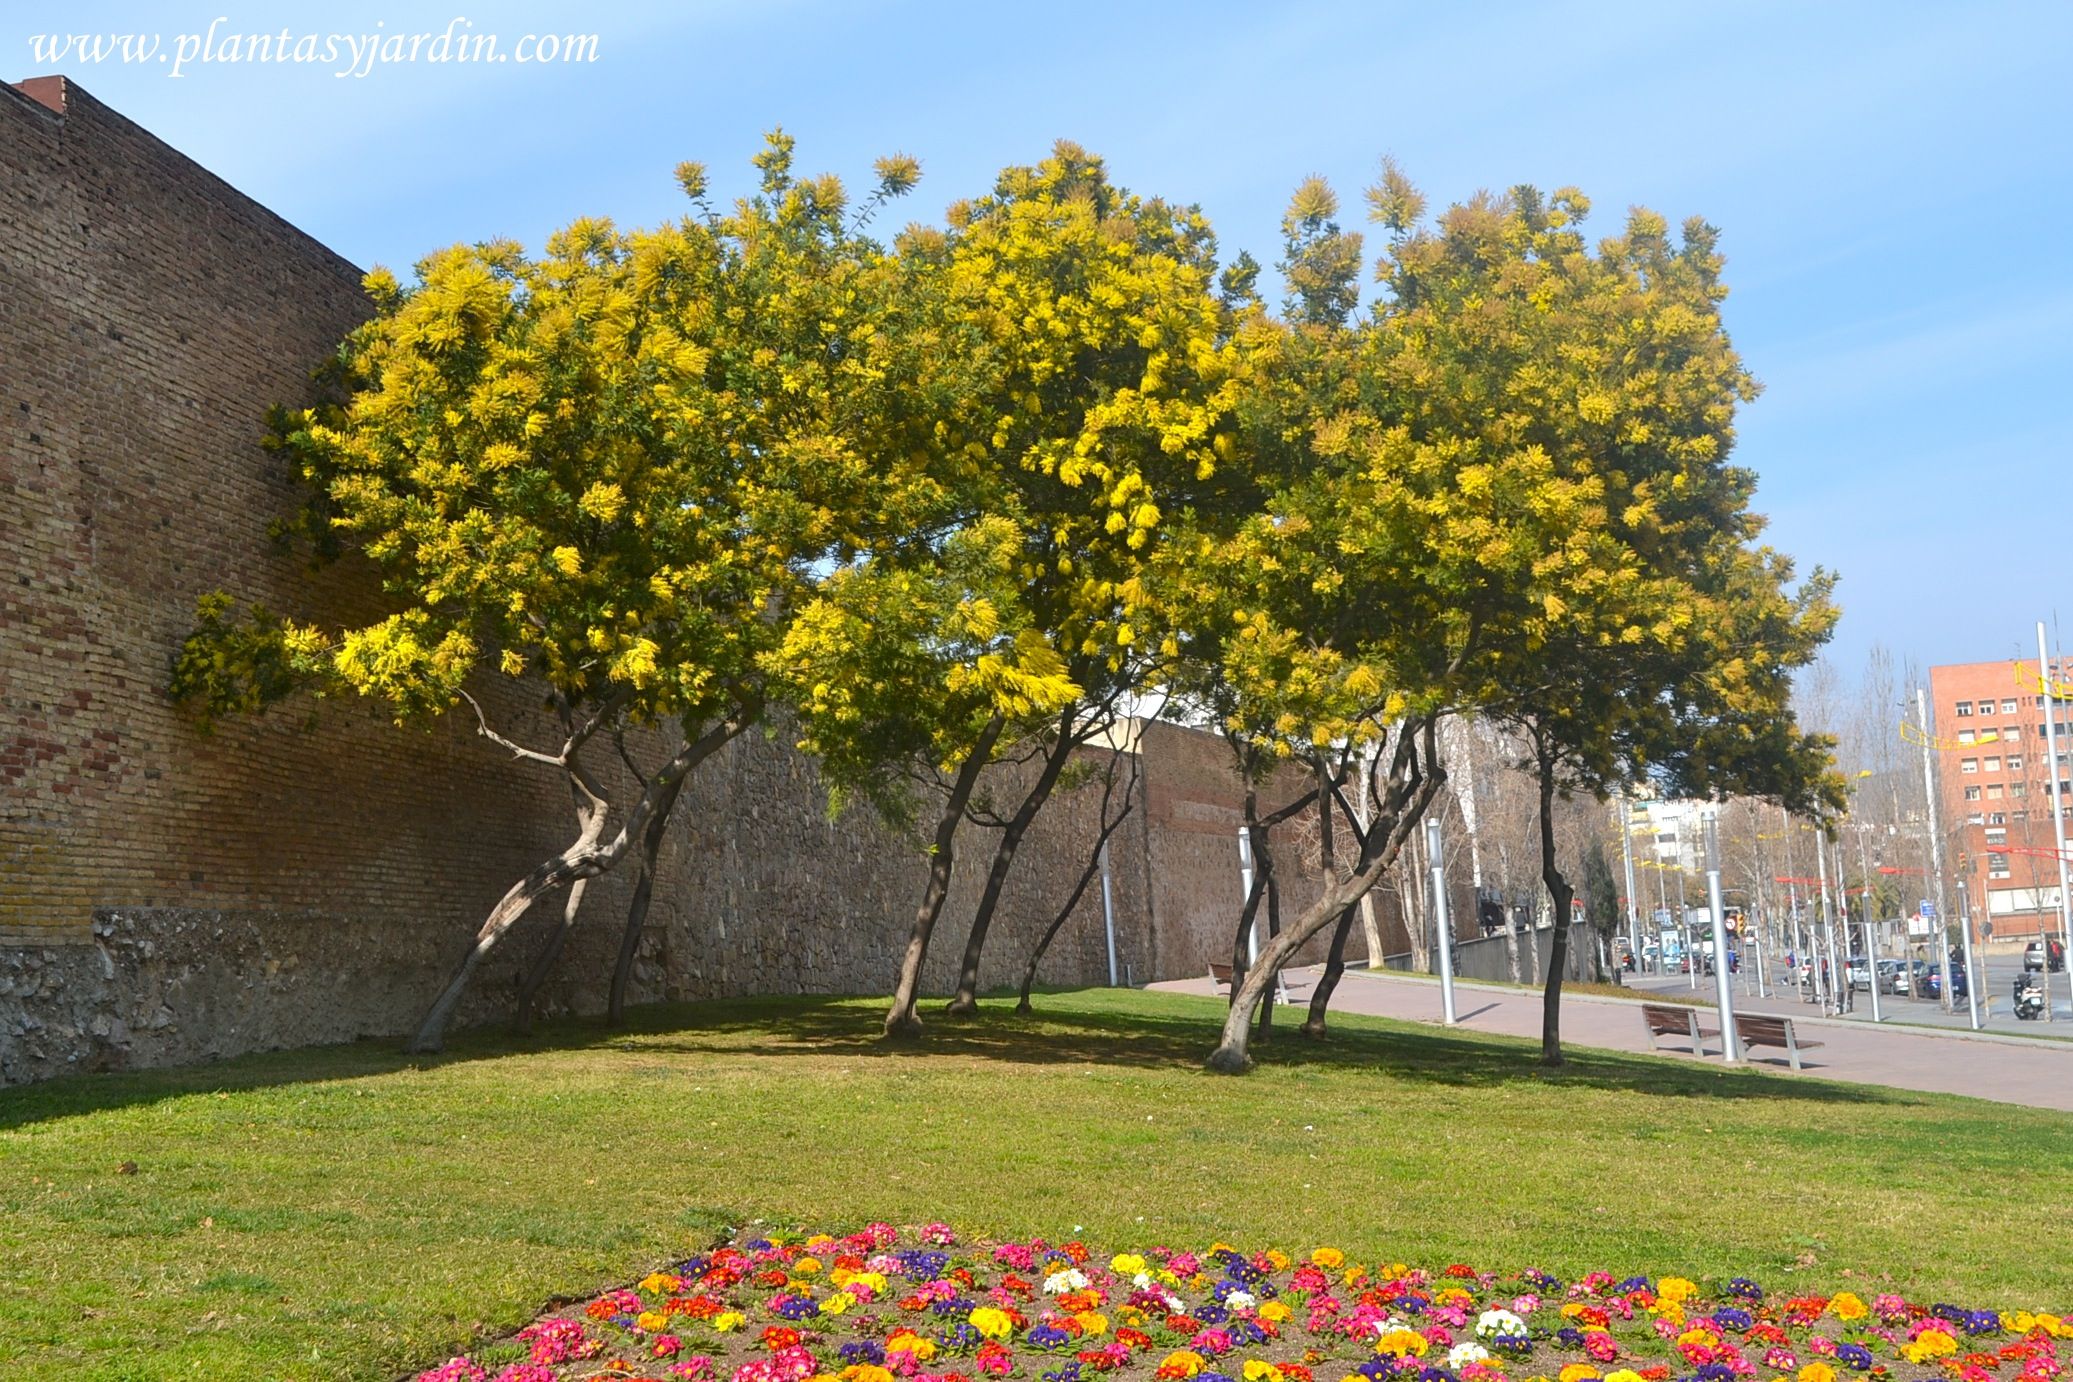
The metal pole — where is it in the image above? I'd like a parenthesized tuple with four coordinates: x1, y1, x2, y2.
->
(1678, 869, 1697, 989)
(1918, 688, 1955, 1014)
(1816, 839, 1838, 1015)
(1617, 797, 1640, 974)
(1427, 817, 1458, 1024)
(1705, 812, 1739, 1061)
(1840, 837, 1857, 1011)
(1099, 840, 1119, 987)
(2039, 624, 2073, 1020)
(1957, 879, 1981, 1029)
(1863, 915, 1883, 1022)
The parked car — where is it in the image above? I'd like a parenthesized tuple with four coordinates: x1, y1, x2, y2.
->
(1874, 958, 1907, 992)
(1886, 960, 1932, 996)
(1920, 963, 1970, 1001)
(2025, 938, 2067, 973)
(1844, 954, 1872, 991)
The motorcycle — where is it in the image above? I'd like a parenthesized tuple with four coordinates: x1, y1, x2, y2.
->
(2013, 974, 2046, 1022)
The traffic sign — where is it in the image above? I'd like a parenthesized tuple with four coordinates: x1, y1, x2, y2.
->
(1919, 899, 1936, 919)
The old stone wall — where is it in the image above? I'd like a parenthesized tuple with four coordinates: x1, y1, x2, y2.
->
(0, 78, 1347, 1086)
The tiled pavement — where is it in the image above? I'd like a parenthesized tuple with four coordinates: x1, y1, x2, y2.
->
(1149, 965, 2073, 1113)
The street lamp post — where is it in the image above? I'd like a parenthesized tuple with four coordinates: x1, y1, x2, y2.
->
(1917, 687, 1956, 1015)
(1705, 811, 1739, 1061)
(1427, 817, 1458, 1025)
(2039, 623, 2073, 1022)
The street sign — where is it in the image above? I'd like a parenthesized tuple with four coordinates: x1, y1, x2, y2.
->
(1919, 899, 1936, 919)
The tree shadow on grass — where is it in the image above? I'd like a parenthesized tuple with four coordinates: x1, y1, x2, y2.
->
(0, 986, 1914, 1131)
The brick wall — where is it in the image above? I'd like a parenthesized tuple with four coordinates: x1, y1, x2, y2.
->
(0, 78, 1354, 1085)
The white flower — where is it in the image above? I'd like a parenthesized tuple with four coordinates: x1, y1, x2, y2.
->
(1133, 1272, 1153, 1289)
(1226, 1290, 1257, 1310)
(1448, 1343, 1491, 1369)
(1043, 1268, 1090, 1295)
(1475, 1309, 1527, 1340)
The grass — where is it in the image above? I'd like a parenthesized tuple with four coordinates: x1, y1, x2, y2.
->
(3, 988, 2070, 1381)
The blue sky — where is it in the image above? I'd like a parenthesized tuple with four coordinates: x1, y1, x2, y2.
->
(16, 1, 2071, 674)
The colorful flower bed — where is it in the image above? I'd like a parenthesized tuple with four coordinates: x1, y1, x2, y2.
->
(414, 1225, 2071, 1382)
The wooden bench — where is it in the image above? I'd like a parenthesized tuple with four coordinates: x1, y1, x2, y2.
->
(1641, 1002, 1717, 1056)
(1733, 1012, 1823, 1071)
(1209, 960, 1297, 1002)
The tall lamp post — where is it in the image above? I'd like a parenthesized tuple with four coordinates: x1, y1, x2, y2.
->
(1705, 811, 1740, 1061)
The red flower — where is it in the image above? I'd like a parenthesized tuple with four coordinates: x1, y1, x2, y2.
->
(1444, 1265, 1477, 1280)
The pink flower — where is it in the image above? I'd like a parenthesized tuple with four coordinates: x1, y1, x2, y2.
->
(415, 1361, 487, 1382)
(1512, 1295, 1542, 1316)
(1763, 1348, 1797, 1370)
(923, 1222, 958, 1246)
(491, 1368, 555, 1382)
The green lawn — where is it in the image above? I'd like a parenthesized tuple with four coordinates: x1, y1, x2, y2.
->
(3, 988, 2068, 1381)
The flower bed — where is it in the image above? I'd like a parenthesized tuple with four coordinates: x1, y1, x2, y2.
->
(414, 1224, 2071, 1382)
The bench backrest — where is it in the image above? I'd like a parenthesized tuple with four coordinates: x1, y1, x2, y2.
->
(1209, 962, 1234, 983)
(1738, 1014, 1791, 1042)
(1642, 1004, 1693, 1034)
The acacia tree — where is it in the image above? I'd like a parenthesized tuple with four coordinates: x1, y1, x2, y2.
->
(173, 133, 927, 1051)
(776, 142, 1260, 1037)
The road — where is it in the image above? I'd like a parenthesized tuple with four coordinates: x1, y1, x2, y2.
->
(1626, 948, 2073, 1033)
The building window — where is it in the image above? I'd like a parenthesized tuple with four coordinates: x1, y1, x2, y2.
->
(2014, 809, 2029, 822)
(2009, 754, 2025, 771)
(1961, 757, 1978, 773)
(1986, 756, 2002, 771)
(1958, 729, 1975, 744)
(1988, 812, 2008, 825)
(1955, 700, 1973, 716)
(2004, 699, 2020, 714)
(1968, 811, 1985, 824)
(2013, 782, 2028, 797)
(1964, 785, 1982, 801)
(2004, 725, 2020, 740)
(1987, 783, 2004, 799)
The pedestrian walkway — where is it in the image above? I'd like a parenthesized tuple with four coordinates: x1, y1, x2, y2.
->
(1152, 965, 2073, 1112)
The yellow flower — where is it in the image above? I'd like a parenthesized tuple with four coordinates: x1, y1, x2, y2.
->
(1657, 1279, 1697, 1305)
(819, 1294, 851, 1316)
(843, 1367, 895, 1382)
(1560, 1366, 1601, 1382)
(1798, 1364, 1837, 1382)
(1903, 1330, 1956, 1365)
(1375, 1328, 1429, 1358)
(1112, 1254, 1149, 1276)
(1246, 1363, 1285, 1382)
(1264, 1251, 1292, 1271)
(636, 1311, 668, 1332)
(888, 1331, 937, 1363)
(1259, 1302, 1292, 1325)
(1075, 1311, 1108, 1337)
(1311, 1248, 1346, 1270)
(795, 1257, 823, 1276)
(970, 1307, 1015, 1341)
(714, 1312, 746, 1332)
(1828, 1293, 1866, 1322)
(1161, 1352, 1207, 1379)
(1677, 1329, 1719, 1350)
(639, 1272, 681, 1295)
(1605, 1371, 1646, 1382)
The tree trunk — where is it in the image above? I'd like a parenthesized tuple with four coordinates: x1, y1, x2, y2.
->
(512, 876, 590, 1035)
(947, 708, 1080, 1017)
(1015, 755, 1138, 1013)
(606, 767, 691, 1025)
(1302, 767, 1349, 1038)
(408, 723, 728, 1054)
(1536, 743, 1575, 1068)
(884, 715, 1006, 1038)
(1255, 842, 1283, 1040)
(1208, 720, 1442, 1073)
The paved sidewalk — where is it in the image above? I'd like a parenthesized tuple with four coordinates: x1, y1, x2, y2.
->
(1151, 966, 2073, 1113)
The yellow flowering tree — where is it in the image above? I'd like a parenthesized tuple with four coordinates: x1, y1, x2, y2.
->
(1195, 170, 1838, 1073)
(773, 142, 1257, 1036)
(172, 133, 927, 1050)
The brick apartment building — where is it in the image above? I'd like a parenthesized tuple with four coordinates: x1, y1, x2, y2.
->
(1927, 658, 2073, 940)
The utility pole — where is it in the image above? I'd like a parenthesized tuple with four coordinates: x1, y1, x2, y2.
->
(1917, 687, 1955, 1014)
(1427, 817, 1458, 1024)
(2039, 623, 2073, 1021)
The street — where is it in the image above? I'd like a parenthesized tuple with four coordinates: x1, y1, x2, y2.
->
(1625, 947, 2073, 1033)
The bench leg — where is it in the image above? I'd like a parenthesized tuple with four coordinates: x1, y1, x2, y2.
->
(1688, 1012, 1705, 1056)
(1787, 1031, 1802, 1071)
